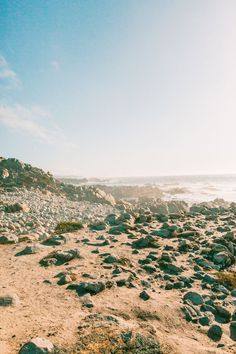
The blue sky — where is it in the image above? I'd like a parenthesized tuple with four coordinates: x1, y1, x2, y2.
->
(1, 0, 236, 177)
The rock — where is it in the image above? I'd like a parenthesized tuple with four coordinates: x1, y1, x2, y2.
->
(67, 281, 106, 296)
(230, 321, 236, 341)
(40, 249, 80, 266)
(139, 290, 150, 301)
(183, 291, 203, 305)
(79, 293, 94, 308)
(15, 244, 45, 256)
(212, 251, 235, 269)
(199, 312, 214, 326)
(181, 305, 200, 322)
(167, 200, 188, 214)
(19, 337, 54, 353)
(103, 255, 119, 264)
(0, 233, 18, 244)
(5, 202, 30, 213)
(159, 261, 183, 275)
(0, 293, 20, 306)
(57, 274, 72, 285)
(151, 229, 171, 238)
(214, 305, 231, 324)
(207, 324, 223, 342)
(105, 214, 117, 225)
(132, 235, 160, 249)
(42, 235, 67, 246)
(89, 222, 106, 231)
(231, 290, 236, 297)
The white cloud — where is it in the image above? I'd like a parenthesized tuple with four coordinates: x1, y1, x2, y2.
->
(0, 55, 20, 88)
(51, 60, 60, 72)
(0, 103, 78, 150)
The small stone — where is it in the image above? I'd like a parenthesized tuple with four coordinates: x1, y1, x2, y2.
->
(139, 290, 150, 301)
(0, 294, 20, 307)
(230, 321, 236, 341)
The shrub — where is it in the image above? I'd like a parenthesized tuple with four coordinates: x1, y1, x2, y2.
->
(51, 330, 163, 354)
(216, 271, 236, 289)
(55, 221, 83, 234)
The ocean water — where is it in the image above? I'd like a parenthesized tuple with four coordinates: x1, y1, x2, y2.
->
(98, 174, 236, 204)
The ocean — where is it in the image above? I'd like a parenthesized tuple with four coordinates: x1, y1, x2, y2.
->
(93, 174, 236, 204)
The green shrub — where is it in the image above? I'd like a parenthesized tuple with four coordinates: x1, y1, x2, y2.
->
(55, 221, 83, 234)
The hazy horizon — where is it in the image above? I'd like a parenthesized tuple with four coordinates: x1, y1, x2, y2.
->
(1, 0, 236, 177)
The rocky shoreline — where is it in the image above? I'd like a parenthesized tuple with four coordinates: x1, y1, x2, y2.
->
(0, 158, 236, 353)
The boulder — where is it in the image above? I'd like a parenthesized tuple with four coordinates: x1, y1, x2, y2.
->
(19, 337, 54, 353)
(0, 233, 18, 244)
(207, 324, 223, 341)
(183, 291, 203, 305)
(40, 249, 80, 266)
(132, 235, 160, 249)
(214, 305, 231, 324)
(67, 281, 106, 296)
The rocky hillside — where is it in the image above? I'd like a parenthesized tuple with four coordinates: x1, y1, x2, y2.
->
(0, 157, 115, 206)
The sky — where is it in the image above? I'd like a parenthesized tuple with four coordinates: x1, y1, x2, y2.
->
(0, 0, 236, 177)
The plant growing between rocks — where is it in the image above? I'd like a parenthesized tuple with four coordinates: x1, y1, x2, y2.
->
(55, 221, 83, 234)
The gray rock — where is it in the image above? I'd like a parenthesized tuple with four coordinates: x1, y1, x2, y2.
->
(15, 244, 45, 256)
(139, 290, 150, 301)
(0, 233, 18, 244)
(132, 235, 160, 249)
(207, 324, 223, 341)
(214, 305, 231, 324)
(57, 274, 72, 285)
(40, 249, 80, 266)
(42, 235, 67, 246)
(67, 281, 106, 296)
(0, 293, 20, 306)
(230, 321, 236, 341)
(19, 337, 54, 353)
(183, 291, 203, 305)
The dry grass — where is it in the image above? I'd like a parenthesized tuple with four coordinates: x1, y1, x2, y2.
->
(55, 221, 83, 234)
(134, 307, 160, 321)
(52, 327, 163, 354)
(215, 271, 236, 289)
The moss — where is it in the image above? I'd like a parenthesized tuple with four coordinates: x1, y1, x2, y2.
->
(55, 221, 83, 234)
